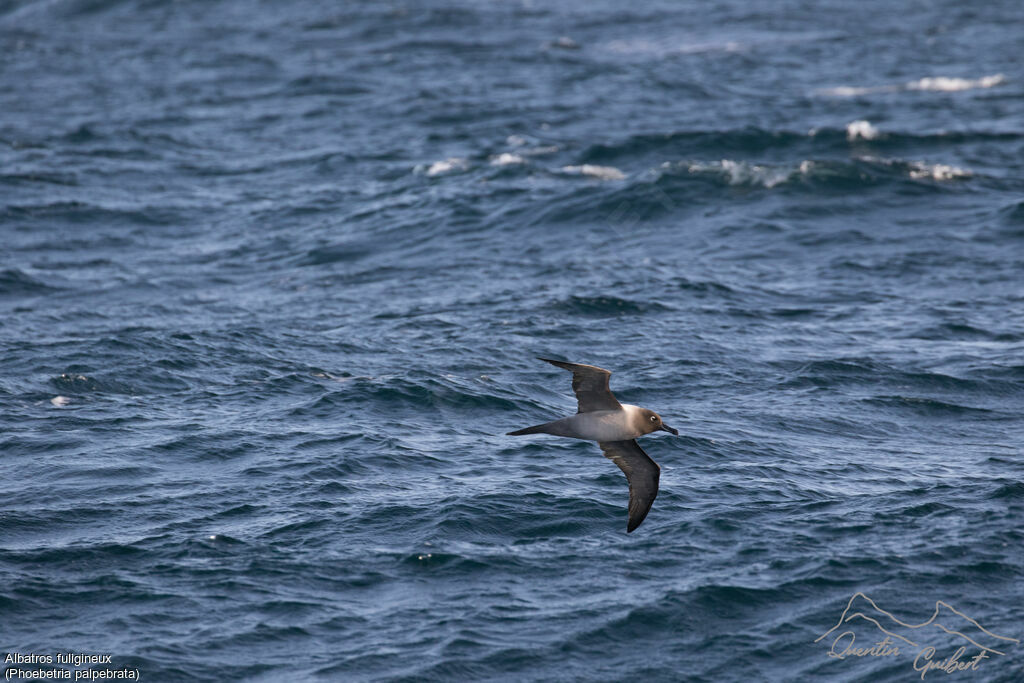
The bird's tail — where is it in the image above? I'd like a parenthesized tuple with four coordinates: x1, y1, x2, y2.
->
(506, 422, 555, 436)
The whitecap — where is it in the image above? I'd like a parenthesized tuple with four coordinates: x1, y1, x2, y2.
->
(907, 74, 1005, 91)
(490, 153, 526, 166)
(51, 396, 71, 407)
(685, 160, 792, 188)
(857, 156, 972, 181)
(820, 73, 1005, 96)
(846, 120, 881, 141)
(422, 157, 469, 176)
(907, 161, 972, 180)
(561, 164, 626, 180)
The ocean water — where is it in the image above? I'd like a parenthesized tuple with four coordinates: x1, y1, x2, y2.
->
(2, 0, 1023, 680)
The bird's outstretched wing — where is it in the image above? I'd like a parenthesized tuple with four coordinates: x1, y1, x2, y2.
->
(598, 440, 661, 533)
(538, 357, 622, 413)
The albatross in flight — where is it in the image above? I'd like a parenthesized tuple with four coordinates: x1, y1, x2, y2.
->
(507, 358, 678, 533)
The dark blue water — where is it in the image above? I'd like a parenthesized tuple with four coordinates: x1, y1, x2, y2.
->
(2, 1, 1023, 680)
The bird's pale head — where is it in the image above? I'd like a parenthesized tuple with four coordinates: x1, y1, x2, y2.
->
(639, 408, 679, 436)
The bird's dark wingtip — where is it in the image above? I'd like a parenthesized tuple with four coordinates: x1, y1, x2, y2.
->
(537, 357, 573, 370)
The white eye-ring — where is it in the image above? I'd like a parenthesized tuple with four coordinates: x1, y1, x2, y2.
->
(650, 415, 658, 422)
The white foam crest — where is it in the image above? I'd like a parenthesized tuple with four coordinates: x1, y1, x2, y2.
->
(857, 155, 973, 181)
(490, 153, 526, 166)
(820, 73, 1005, 96)
(679, 156, 971, 187)
(846, 120, 881, 141)
(907, 74, 1005, 91)
(51, 396, 71, 407)
(561, 164, 626, 180)
(422, 157, 469, 176)
(907, 161, 972, 180)
(684, 160, 793, 188)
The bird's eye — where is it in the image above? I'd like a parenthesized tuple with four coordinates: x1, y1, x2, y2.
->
(650, 415, 658, 422)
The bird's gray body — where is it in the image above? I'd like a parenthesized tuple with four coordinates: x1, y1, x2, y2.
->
(516, 404, 652, 442)
(507, 358, 678, 533)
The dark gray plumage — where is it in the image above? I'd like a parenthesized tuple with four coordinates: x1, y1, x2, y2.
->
(598, 439, 661, 533)
(537, 358, 622, 413)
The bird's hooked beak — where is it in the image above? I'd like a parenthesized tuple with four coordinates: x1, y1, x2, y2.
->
(659, 423, 679, 435)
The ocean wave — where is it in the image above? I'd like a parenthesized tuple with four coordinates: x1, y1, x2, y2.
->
(580, 126, 1020, 165)
(560, 164, 626, 180)
(580, 128, 809, 162)
(489, 153, 526, 166)
(0, 170, 78, 187)
(559, 581, 809, 658)
(857, 155, 972, 180)
(505, 135, 558, 156)
(432, 491, 613, 537)
(908, 74, 1007, 91)
(861, 396, 999, 418)
(2, 200, 188, 228)
(604, 36, 744, 57)
(419, 157, 470, 176)
(907, 322, 1020, 343)
(413, 126, 999, 193)
(0, 268, 60, 296)
(846, 119, 881, 141)
(999, 200, 1024, 224)
(819, 73, 1006, 96)
(550, 295, 671, 316)
(48, 364, 192, 397)
(296, 241, 376, 267)
(662, 155, 972, 189)
(680, 159, 793, 188)
(992, 482, 1024, 500)
(906, 161, 972, 180)
(286, 374, 524, 420)
(776, 360, 1024, 409)
(510, 149, 976, 228)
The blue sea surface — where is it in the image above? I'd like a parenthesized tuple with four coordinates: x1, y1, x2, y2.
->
(1, 0, 1023, 680)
